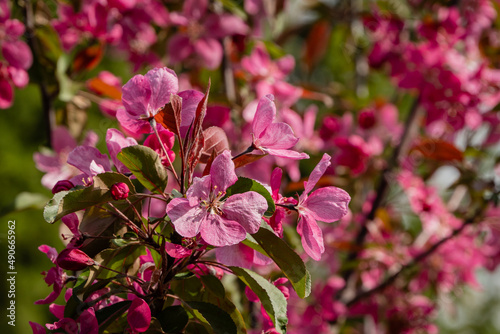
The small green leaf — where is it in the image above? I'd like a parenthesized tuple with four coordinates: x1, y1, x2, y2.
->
(118, 145, 169, 194)
(200, 275, 225, 299)
(157, 305, 189, 333)
(43, 172, 135, 223)
(225, 177, 275, 217)
(253, 228, 311, 298)
(64, 293, 84, 319)
(230, 267, 287, 334)
(187, 301, 237, 334)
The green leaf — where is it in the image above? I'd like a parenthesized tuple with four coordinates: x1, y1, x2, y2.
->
(95, 300, 132, 331)
(229, 267, 287, 334)
(200, 275, 226, 299)
(253, 228, 311, 298)
(187, 301, 237, 334)
(157, 305, 189, 333)
(225, 177, 275, 217)
(43, 172, 136, 223)
(118, 145, 168, 194)
(95, 244, 146, 279)
(64, 293, 84, 319)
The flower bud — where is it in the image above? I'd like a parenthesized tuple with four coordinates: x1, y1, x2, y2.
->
(358, 110, 377, 129)
(111, 182, 129, 200)
(56, 248, 94, 271)
(52, 180, 74, 194)
(127, 298, 151, 333)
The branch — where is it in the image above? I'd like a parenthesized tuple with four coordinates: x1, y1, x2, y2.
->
(23, 0, 55, 147)
(337, 96, 421, 297)
(344, 211, 481, 307)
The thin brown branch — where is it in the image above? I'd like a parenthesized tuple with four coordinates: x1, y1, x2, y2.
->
(344, 211, 481, 307)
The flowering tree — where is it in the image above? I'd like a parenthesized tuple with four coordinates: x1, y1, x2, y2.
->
(4, 0, 500, 333)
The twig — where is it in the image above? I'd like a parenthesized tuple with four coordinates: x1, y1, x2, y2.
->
(337, 96, 421, 297)
(23, 0, 55, 147)
(344, 212, 481, 307)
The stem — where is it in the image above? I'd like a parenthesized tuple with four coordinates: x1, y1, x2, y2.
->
(232, 145, 255, 160)
(337, 96, 421, 297)
(150, 118, 180, 183)
(343, 212, 480, 307)
(107, 202, 148, 240)
(23, 0, 55, 147)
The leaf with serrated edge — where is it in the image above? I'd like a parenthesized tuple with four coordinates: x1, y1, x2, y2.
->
(230, 267, 287, 334)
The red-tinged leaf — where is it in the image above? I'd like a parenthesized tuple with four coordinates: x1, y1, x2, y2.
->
(190, 79, 211, 143)
(301, 88, 333, 108)
(203, 150, 217, 177)
(154, 94, 183, 140)
(200, 126, 229, 164)
(233, 153, 265, 169)
(188, 134, 205, 182)
(304, 20, 331, 71)
(73, 44, 103, 73)
(87, 78, 122, 100)
(411, 139, 463, 162)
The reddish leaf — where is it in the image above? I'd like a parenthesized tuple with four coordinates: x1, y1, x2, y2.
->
(73, 44, 103, 73)
(190, 79, 211, 143)
(202, 150, 217, 177)
(233, 153, 265, 169)
(154, 94, 183, 140)
(200, 126, 229, 164)
(87, 78, 122, 100)
(187, 134, 205, 182)
(411, 139, 463, 162)
(304, 20, 331, 71)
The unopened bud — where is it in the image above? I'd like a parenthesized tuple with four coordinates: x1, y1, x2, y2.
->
(56, 248, 94, 271)
(111, 182, 129, 200)
(358, 110, 376, 129)
(52, 180, 74, 194)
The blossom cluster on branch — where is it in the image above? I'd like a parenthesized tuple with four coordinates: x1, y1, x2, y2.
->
(4, 0, 498, 333)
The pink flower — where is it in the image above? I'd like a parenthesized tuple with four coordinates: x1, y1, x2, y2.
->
(295, 154, 351, 260)
(117, 67, 178, 135)
(35, 245, 67, 305)
(127, 298, 151, 333)
(166, 150, 268, 246)
(143, 128, 176, 167)
(110, 182, 130, 201)
(241, 43, 302, 107)
(167, 0, 248, 69)
(251, 95, 309, 160)
(106, 128, 138, 174)
(56, 248, 94, 271)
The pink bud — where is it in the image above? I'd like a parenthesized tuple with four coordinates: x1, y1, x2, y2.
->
(111, 182, 129, 200)
(127, 298, 151, 333)
(358, 110, 377, 129)
(56, 248, 94, 271)
(52, 180, 74, 194)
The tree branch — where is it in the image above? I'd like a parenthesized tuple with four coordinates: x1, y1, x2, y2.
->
(344, 211, 481, 307)
(337, 96, 421, 298)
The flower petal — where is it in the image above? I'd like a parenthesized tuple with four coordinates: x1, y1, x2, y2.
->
(303, 153, 331, 195)
(67, 146, 111, 176)
(145, 67, 178, 113)
(223, 191, 267, 234)
(252, 95, 275, 139)
(210, 150, 237, 192)
(166, 198, 205, 238)
(194, 37, 223, 70)
(258, 122, 299, 149)
(127, 298, 151, 333)
(106, 128, 138, 174)
(303, 187, 350, 223)
(122, 74, 151, 118)
(297, 212, 324, 261)
(263, 149, 310, 160)
(200, 214, 246, 246)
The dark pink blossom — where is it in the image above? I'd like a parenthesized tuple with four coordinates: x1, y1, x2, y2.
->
(56, 248, 94, 271)
(110, 182, 130, 201)
(251, 95, 309, 160)
(166, 150, 268, 246)
(167, 0, 248, 69)
(295, 154, 350, 260)
(117, 67, 179, 135)
(127, 298, 151, 333)
(51, 180, 74, 194)
(35, 245, 67, 305)
(241, 43, 302, 107)
(143, 128, 176, 167)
